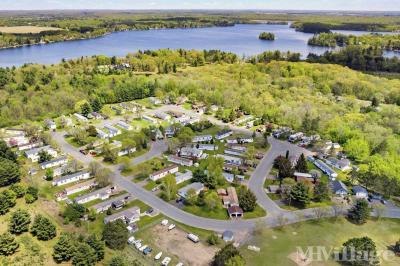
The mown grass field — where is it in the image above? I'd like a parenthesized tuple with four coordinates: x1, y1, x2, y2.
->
(0, 26, 62, 34)
(241, 218, 400, 266)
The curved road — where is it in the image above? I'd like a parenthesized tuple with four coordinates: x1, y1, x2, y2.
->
(52, 110, 400, 232)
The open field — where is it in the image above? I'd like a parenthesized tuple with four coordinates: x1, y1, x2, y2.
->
(0, 26, 62, 34)
(135, 223, 218, 266)
(241, 218, 400, 266)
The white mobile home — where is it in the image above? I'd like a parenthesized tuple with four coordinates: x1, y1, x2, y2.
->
(52, 171, 91, 186)
(175, 170, 193, 184)
(40, 156, 68, 169)
(167, 155, 193, 167)
(116, 121, 133, 131)
(149, 165, 179, 181)
(25, 146, 58, 162)
(217, 154, 243, 166)
(192, 135, 213, 143)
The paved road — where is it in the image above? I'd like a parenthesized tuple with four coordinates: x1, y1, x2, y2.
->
(51, 107, 400, 232)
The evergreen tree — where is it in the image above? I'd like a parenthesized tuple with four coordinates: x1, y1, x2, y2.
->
(0, 189, 16, 215)
(0, 232, 19, 256)
(38, 150, 52, 163)
(10, 183, 26, 198)
(31, 214, 57, 240)
(314, 182, 331, 202)
(25, 186, 39, 204)
(341, 237, 379, 265)
(102, 220, 128, 250)
(295, 153, 308, 173)
(0, 140, 17, 162)
(90, 97, 103, 112)
(212, 244, 242, 266)
(72, 242, 97, 266)
(9, 209, 31, 235)
(52, 233, 75, 263)
(81, 102, 92, 117)
(288, 183, 311, 208)
(86, 234, 105, 261)
(0, 158, 21, 187)
(238, 186, 257, 212)
(348, 199, 370, 224)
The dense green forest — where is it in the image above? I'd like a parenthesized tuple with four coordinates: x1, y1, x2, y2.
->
(1, 11, 400, 48)
(308, 32, 400, 50)
(307, 46, 400, 73)
(0, 49, 399, 195)
(259, 32, 275, 41)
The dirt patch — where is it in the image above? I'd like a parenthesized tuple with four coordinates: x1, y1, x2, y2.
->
(288, 251, 312, 266)
(151, 224, 218, 266)
(0, 26, 62, 34)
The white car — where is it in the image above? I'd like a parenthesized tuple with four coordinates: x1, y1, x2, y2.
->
(161, 219, 169, 226)
(168, 224, 176, 231)
(154, 252, 163, 260)
(128, 236, 135, 244)
(162, 257, 171, 266)
(176, 263, 184, 266)
(139, 245, 148, 252)
(135, 242, 142, 249)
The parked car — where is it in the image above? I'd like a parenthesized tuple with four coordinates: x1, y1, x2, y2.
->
(128, 236, 135, 244)
(135, 242, 142, 249)
(143, 247, 152, 255)
(162, 257, 171, 266)
(168, 224, 176, 231)
(154, 252, 163, 260)
(139, 245, 148, 252)
(176, 263, 184, 266)
(381, 199, 387, 205)
(161, 219, 169, 226)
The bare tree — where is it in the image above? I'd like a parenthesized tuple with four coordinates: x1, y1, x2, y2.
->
(276, 214, 288, 229)
(332, 202, 346, 219)
(373, 203, 386, 220)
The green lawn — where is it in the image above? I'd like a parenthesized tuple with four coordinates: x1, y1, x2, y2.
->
(182, 205, 229, 220)
(241, 218, 400, 266)
(243, 205, 267, 219)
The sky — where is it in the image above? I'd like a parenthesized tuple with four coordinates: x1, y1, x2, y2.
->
(0, 0, 399, 11)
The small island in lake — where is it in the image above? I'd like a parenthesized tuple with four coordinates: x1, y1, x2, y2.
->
(259, 32, 275, 41)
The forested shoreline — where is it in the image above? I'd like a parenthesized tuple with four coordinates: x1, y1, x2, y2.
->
(1, 11, 400, 49)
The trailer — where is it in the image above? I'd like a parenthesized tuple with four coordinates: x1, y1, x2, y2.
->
(187, 233, 199, 243)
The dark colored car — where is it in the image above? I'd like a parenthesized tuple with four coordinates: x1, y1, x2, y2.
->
(143, 247, 152, 255)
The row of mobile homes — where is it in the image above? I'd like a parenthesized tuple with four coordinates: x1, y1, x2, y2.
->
(74, 113, 88, 122)
(40, 156, 68, 169)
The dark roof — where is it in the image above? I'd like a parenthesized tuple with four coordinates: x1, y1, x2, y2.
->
(331, 180, 348, 193)
(228, 206, 243, 214)
(352, 185, 367, 194)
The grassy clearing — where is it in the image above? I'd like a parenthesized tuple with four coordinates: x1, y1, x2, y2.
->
(182, 205, 229, 220)
(0, 26, 62, 34)
(243, 205, 267, 219)
(241, 218, 400, 266)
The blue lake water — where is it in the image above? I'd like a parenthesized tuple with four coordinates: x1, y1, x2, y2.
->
(0, 24, 398, 67)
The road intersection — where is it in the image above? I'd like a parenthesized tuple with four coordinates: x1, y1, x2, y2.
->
(51, 106, 400, 232)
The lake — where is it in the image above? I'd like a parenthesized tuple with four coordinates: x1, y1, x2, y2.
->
(0, 24, 398, 67)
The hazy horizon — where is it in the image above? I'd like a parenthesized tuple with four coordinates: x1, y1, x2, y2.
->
(0, 0, 399, 12)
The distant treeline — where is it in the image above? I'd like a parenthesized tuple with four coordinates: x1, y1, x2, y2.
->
(308, 32, 400, 51)
(292, 22, 397, 33)
(307, 46, 400, 73)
